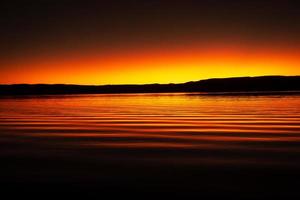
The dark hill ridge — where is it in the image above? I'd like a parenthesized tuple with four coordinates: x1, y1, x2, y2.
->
(1, 76, 300, 95)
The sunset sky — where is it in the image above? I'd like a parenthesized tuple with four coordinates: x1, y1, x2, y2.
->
(1, 0, 299, 85)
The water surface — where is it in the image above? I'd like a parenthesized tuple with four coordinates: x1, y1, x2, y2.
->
(1, 93, 300, 197)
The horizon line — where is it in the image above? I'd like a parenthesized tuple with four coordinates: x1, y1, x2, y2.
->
(1, 75, 300, 86)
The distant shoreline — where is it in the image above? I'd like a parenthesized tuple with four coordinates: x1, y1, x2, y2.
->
(1, 76, 300, 96)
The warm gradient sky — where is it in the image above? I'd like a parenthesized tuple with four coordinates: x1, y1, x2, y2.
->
(0, 0, 299, 84)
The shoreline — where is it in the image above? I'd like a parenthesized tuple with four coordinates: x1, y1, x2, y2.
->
(1, 75, 300, 96)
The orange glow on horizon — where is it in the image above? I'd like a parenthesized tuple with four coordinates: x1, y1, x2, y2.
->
(1, 44, 300, 85)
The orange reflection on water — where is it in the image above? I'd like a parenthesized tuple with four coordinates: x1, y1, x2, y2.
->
(1, 93, 300, 153)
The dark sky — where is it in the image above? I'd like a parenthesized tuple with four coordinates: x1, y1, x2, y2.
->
(1, 0, 300, 84)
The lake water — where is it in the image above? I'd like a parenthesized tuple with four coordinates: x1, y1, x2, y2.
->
(1, 93, 300, 197)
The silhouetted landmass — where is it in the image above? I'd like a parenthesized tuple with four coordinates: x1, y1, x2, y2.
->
(1, 76, 300, 95)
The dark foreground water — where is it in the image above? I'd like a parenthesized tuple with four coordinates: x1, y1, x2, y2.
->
(1, 93, 300, 198)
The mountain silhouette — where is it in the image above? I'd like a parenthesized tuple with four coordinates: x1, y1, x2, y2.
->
(1, 76, 300, 95)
